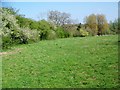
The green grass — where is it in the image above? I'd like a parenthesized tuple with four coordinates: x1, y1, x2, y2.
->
(2, 35, 118, 88)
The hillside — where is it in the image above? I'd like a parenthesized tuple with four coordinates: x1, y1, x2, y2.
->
(2, 35, 118, 88)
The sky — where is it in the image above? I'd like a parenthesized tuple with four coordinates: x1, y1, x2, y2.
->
(1, 0, 119, 2)
(1, 2, 118, 23)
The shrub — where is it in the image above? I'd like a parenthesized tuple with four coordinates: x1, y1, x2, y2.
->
(62, 24, 78, 37)
(73, 30, 80, 37)
(2, 34, 12, 49)
(55, 26, 65, 38)
(0, 27, 12, 49)
(38, 20, 52, 40)
(64, 31, 70, 38)
(20, 28, 40, 44)
(46, 30, 57, 40)
(1, 8, 21, 48)
(79, 29, 89, 37)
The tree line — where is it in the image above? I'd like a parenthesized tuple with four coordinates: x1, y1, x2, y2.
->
(0, 7, 119, 49)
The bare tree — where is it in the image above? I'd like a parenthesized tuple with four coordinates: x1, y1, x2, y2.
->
(47, 10, 72, 26)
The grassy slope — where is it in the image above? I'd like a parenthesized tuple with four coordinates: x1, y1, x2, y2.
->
(2, 35, 118, 88)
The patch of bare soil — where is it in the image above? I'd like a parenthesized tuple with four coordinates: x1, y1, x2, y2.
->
(0, 48, 22, 56)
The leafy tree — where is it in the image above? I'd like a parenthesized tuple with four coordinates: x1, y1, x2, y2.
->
(84, 14, 98, 36)
(97, 14, 109, 35)
(29, 21, 39, 30)
(38, 20, 53, 40)
(55, 26, 65, 38)
(109, 19, 118, 34)
(2, 7, 19, 15)
(84, 14, 109, 36)
(16, 15, 32, 28)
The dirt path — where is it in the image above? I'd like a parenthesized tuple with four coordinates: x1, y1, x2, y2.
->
(0, 48, 22, 56)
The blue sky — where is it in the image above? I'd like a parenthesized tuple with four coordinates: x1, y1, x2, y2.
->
(2, 2, 118, 23)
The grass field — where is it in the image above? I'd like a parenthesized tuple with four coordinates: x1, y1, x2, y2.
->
(2, 35, 118, 88)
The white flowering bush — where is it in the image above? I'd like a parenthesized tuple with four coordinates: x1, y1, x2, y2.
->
(21, 28, 40, 43)
(1, 8, 40, 49)
(1, 8, 22, 48)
